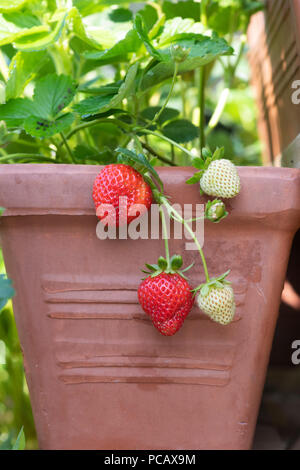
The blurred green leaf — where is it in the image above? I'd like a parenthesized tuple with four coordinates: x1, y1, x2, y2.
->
(0, 274, 15, 311)
(0, 1, 28, 12)
(9, 11, 68, 51)
(134, 14, 163, 61)
(162, 0, 200, 21)
(140, 106, 179, 125)
(83, 29, 141, 63)
(162, 119, 198, 143)
(12, 427, 25, 450)
(109, 8, 132, 23)
(0, 13, 47, 46)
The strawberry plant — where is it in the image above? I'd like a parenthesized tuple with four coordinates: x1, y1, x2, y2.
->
(0, 0, 264, 336)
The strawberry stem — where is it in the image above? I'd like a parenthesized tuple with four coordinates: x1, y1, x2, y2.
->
(146, 61, 179, 129)
(161, 196, 210, 283)
(159, 205, 170, 268)
(137, 128, 195, 160)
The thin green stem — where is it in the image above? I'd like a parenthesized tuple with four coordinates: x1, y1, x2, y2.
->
(0, 50, 8, 81)
(162, 197, 210, 282)
(159, 206, 170, 267)
(180, 76, 187, 119)
(201, 0, 208, 26)
(148, 61, 179, 128)
(141, 141, 177, 166)
(0, 154, 55, 163)
(206, 87, 230, 136)
(63, 118, 130, 144)
(60, 132, 75, 163)
(198, 66, 206, 156)
(139, 128, 194, 160)
(133, 134, 144, 154)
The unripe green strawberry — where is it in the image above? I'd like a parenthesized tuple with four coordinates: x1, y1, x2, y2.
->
(200, 159, 240, 199)
(197, 285, 235, 325)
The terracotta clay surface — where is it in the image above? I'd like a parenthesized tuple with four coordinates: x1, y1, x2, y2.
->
(0, 164, 299, 450)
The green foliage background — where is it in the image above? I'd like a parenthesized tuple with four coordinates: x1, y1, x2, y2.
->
(0, 0, 262, 450)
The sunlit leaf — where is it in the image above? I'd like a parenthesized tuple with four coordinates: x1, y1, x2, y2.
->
(13, 11, 68, 51)
(0, 0, 28, 13)
(6, 51, 49, 100)
(83, 29, 141, 63)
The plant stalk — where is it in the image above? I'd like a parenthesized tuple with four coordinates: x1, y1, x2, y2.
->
(198, 66, 206, 156)
(159, 205, 170, 268)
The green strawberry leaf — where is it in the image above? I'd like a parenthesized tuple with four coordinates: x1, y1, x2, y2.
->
(109, 8, 132, 23)
(6, 50, 49, 100)
(0, 14, 47, 46)
(202, 147, 212, 159)
(162, 0, 200, 21)
(185, 172, 203, 185)
(140, 106, 179, 126)
(32, 74, 76, 120)
(0, 0, 28, 12)
(138, 3, 159, 32)
(73, 94, 116, 118)
(141, 35, 232, 90)
(78, 81, 121, 96)
(74, 63, 138, 118)
(24, 113, 74, 138)
(162, 119, 198, 143)
(83, 29, 142, 63)
(191, 157, 205, 170)
(13, 11, 68, 51)
(0, 74, 76, 136)
(73, 145, 116, 164)
(73, 0, 142, 17)
(212, 146, 225, 160)
(133, 14, 163, 61)
(0, 97, 34, 126)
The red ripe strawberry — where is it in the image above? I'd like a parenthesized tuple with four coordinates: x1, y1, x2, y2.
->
(138, 273, 194, 336)
(93, 164, 153, 226)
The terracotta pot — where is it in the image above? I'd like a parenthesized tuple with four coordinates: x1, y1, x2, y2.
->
(0, 164, 299, 450)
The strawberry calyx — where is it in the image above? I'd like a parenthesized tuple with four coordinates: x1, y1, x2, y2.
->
(142, 254, 194, 280)
(192, 269, 231, 297)
(186, 146, 225, 186)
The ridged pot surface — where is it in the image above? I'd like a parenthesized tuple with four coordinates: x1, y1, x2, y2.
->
(0, 165, 299, 450)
